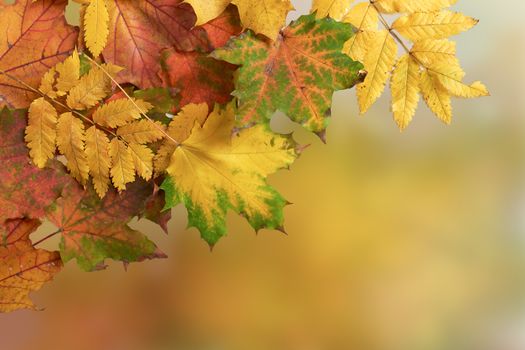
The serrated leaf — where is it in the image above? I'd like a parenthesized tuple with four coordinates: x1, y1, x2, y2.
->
(311, 0, 354, 20)
(85, 126, 111, 198)
(92, 98, 153, 128)
(57, 112, 90, 185)
(39, 68, 58, 98)
(375, 0, 458, 14)
(410, 39, 457, 66)
(213, 14, 364, 135)
(84, 0, 109, 57)
(428, 63, 489, 98)
(420, 69, 452, 124)
(342, 3, 379, 62)
(391, 54, 420, 130)
(66, 66, 112, 110)
(45, 181, 163, 271)
(184, 0, 230, 26)
(0, 0, 78, 108)
(392, 11, 478, 42)
(117, 120, 166, 144)
(55, 50, 81, 95)
(109, 138, 135, 191)
(357, 29, 398, 114)
(129, 143, 154, 181)
(0, 219, 62, 313)
(161, 103, 299, 245)
(25, 97, 58, 168)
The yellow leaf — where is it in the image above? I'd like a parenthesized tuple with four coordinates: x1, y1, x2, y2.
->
(85, 126, 111, 198)
(185, 0, 231, 26)
(25, 97, 58, 168)
(155, 103, 209, 174)
(92, 98, 153, 128)
(231, 0, 294, 40)
(165, 103, 297, 239)
(57, 112, 90, 184)
(410, 39, 457, 66)
(375, 0, 458, 13)
(357, 30, 398, 113)
(392, 11, 478, 42)
(311, 0, 354, 21)
(342, 3, 379, 61)
(391, 54, 420, 130)
(109, 138, 135, 191)
(116, 120, 165, 144)
(428, 63, 489, 98)
(420, 69, 452, 124)
(39, 68, 58, 98)
(55, 50, 80, 95)
(84, 0, 109, 57)
(66, 67, 111, 110)
(129, 143, 154, 181)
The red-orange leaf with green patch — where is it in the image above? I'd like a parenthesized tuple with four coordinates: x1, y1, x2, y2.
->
(0, 0, 78, 108)
(160, 48, 235, 110)
(213, 14, 365, 136)
(0, 218, 62, 313)
(45, 181, 165, 272)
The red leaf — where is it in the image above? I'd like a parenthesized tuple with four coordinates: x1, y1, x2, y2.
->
(102, 0, 210, 88)
(201, 5, 243, 49)
(159, 49, 235, 110)
(0, 0, 79, 108)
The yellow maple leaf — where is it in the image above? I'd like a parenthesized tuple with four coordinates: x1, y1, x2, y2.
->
(84, 0, 110, 57)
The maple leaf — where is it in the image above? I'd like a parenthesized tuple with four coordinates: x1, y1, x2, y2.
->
(339, 0, 489, 130)
(213, 13, 364, 136)
(0, 219, 62, 313)
(159, 49, 236, 110)
(160, 103, 299, 246)
(101, 0, 210, 88)
(0, 0, 78, 108)
(45, 181, 164, 271)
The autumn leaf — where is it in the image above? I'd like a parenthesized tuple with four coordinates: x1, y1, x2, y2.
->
(0, 219, 62, 313)
(102, 0, 210, 88)
(213, 14, 364, 136)
(84, 0, 110, 57)
(45, 181, 164, 271)
(341, 0, 488, 129)
(311, 0, 355, 20)
(159, 49, 236, 110)
(160, 103, 299, 246)
(0, 0, 78, 108)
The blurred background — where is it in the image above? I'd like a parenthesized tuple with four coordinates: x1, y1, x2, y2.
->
(1, 1, 525, 349)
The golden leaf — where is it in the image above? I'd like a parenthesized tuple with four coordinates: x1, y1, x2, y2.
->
(375, 0, 458, 13)
(109, 138, 135, 191)
(66, 67, 111, 110)
(85, 126, 111, 198)
(342, 2, 379, 62)
(57, 112, 90, 184)
(25, 97, 58, 168)
(311, 0, 354, 20)
(93, 98, 153, 128)
(55, 50, 81, 95)
(84, 0, 110, 57)
(420, 69, 452, 124)
(129, 143, 154, 181)
(391, 54, 421, 130)
(116, 120, 165, 144)
(231, 0, 294, 40)
(39, 68, 58, 98)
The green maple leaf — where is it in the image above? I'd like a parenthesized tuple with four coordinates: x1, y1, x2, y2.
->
(212, 13, 365, 137)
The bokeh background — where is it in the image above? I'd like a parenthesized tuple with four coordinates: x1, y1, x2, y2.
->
(2, 1, 525, 349)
